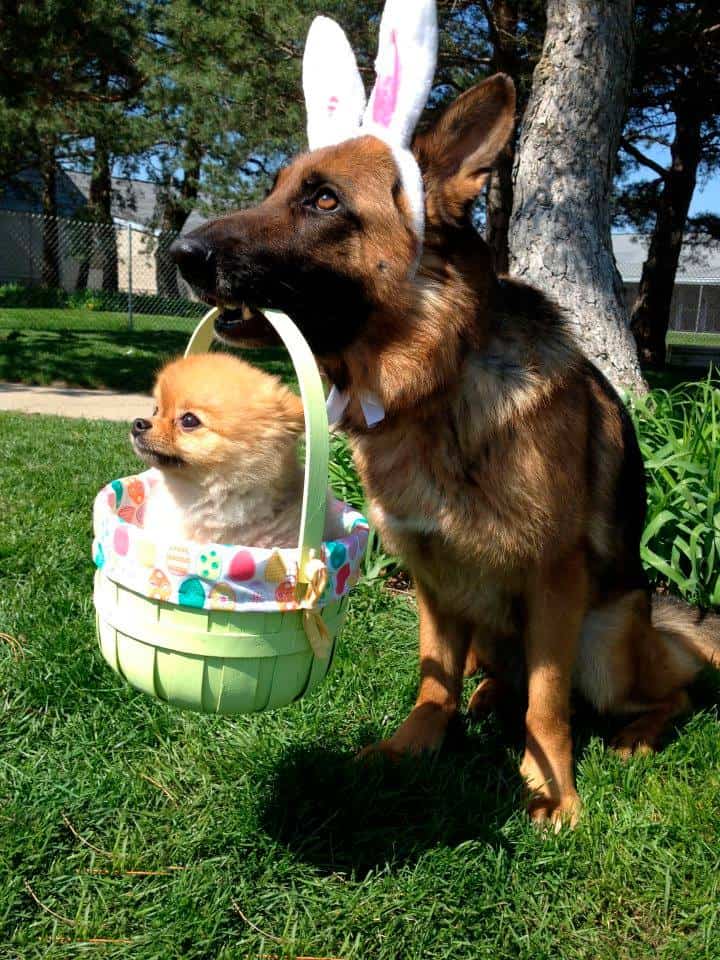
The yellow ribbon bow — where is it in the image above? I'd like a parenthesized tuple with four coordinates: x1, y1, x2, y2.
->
(300, 557, 332, 659)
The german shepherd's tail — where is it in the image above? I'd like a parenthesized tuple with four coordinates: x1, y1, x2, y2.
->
(652, 595, 720, 670)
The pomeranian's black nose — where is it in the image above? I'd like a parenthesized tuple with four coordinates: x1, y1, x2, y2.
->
(132, 418, 152, 436)
(169, 236, 216, 290)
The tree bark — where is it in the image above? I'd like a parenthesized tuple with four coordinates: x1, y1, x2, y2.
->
(486, 143, 514, 274)
(484, 0, 519, 274)
(77, 134, 119, 293)
(40, 142, 60, 289)
(509, 0, 645, 393)
(157, 144, 202, 298)
(91, 136, 119, 293)
(630, 84, 701, 367)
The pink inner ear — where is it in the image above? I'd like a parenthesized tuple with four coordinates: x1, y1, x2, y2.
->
(327, 95, 339, 115)
(372, 29, 400, 128)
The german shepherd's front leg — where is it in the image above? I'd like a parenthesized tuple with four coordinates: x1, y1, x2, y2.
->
(360, 579, 469, 760)
(520, 548, 587, 829)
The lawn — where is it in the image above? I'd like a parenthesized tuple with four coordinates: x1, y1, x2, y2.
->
(0, 307, 199, 334)
(667, 331, 720, 348)
(0, 309, 293, 393)
(1, 307, 717, 394)
(1, 411, 719, 959)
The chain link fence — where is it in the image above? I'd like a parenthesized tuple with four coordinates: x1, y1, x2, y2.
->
(0, 210, 206, 332)
(623, 280, 720, 334)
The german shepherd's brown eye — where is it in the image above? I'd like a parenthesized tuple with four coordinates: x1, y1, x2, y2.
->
(180, 412, 201, 430)
(313, 189, 339, 212)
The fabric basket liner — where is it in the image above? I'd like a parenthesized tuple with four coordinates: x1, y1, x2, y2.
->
(93, 469, 369, 614)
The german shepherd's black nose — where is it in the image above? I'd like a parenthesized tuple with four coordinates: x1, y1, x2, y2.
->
(170, 237, 215, 290)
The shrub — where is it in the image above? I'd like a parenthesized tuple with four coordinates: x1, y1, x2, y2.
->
(0, 283, 67, 308)
(0, 284, 205, 318)
(628, 375, 720, 607)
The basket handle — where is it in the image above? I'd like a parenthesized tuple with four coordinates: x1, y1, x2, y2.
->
(184, 307, 329, 584)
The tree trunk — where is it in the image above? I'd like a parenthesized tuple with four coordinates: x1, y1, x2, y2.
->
(157, 202, 189, 298)
(76, 136, 119, 293)
(40, 144, 60, 288)
(485, 0, 518, 274)
(157, 145, 202, 298)
(75, 234, 91, 293)
(508, 0, 645, 393)
(630, 87, 701, 368)
(486, 142, 515, 274)
(91, 137, 119, 293)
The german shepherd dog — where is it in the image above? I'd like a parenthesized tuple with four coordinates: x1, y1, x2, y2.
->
(171, 74, 720, 828)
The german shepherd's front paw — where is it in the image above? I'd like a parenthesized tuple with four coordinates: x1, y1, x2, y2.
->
(520, 748, 581, 830)
(526, 790, 582, 831)
(356, 704, 453, 762)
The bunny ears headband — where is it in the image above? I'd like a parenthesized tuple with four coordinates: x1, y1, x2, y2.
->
(302, 0, 438, 268)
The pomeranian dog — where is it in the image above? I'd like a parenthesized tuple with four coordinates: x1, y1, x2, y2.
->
(131, 352, 339, 547)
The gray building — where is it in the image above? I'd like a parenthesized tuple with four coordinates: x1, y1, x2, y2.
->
(1, 172, 718, 335)
(612, 233, 720, 334)
(0, 166, 207, 233)
(0, 169, 206, 295)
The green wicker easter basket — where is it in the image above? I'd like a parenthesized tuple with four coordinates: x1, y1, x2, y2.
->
(92, 307, 368, 714)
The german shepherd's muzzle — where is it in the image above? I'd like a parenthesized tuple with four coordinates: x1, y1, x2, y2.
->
(170, 135, 414, 356)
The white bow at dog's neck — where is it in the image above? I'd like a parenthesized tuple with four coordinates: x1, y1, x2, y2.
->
(326, 384, 385, 428)
(302, 0, 438, 272)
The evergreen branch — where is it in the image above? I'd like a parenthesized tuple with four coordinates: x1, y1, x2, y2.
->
(479, 0, 498, 46)
(620, 138, 669, 179)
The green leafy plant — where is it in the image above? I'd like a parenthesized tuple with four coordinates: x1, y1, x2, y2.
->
(329, 432, 400, 582)
(629, 373, 720, 606)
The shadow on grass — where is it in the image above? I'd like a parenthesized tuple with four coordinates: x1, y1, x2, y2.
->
(260, 720, 522, 877)
(262, 672, 720, 878)
(0, 328, 294, 392)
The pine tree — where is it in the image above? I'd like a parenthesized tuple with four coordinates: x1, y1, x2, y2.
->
(0, 0, 148, 287)
(615, 1, 720, 367)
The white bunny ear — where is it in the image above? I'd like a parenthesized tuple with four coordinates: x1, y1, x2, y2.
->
(303, 16, 367, 150)
(363, 0, 438, 147)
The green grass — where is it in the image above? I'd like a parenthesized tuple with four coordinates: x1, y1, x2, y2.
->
(1, 411, 719, 959)
(2, 306, 719, 394)
(0, 310, 293, 393)
(0, 307, 198, 333)
(667, 331, 720, 348)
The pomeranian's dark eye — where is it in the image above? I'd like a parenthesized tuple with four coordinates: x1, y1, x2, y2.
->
(152, 405, 158, 416)
(180, 412, 201, 430)
(312, 188, 339, 212)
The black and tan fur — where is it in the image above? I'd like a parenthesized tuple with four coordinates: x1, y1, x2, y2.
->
(171, 74, 720, 828)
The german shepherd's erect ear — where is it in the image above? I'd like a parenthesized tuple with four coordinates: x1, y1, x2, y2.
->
(414, 74, 516, 224)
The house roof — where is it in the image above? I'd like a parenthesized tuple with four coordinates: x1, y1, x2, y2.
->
(0, 167, 164, 227)
(63, 170, 162, 228)
(612, 233, 720, 286)
(3, 172, 717, 283)
(0, 167, 210, 232)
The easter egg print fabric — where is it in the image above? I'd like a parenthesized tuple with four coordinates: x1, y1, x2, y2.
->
(92, 469, 368, 613)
